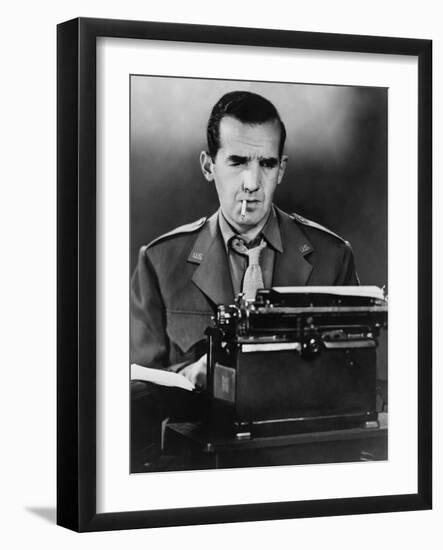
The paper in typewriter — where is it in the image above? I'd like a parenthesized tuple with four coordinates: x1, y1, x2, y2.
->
(272, 285, 385, 300)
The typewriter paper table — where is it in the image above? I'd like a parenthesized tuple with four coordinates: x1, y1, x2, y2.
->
(162, 413, 387, 471)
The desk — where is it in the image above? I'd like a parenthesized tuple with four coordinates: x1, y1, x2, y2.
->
(157, 413, 387, 472)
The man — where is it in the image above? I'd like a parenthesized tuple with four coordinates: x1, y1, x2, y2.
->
(131, 91, 359, 390)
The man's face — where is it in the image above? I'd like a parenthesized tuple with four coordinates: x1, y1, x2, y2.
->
(201, 116, 287, 235)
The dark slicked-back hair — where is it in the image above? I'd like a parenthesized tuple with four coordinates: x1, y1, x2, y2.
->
(206, 91, 287, 160)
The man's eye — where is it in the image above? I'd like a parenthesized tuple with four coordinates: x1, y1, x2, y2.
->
(260, 160, 278, 169)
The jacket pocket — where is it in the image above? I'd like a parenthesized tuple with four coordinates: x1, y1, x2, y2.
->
(166, 310, 213, 354)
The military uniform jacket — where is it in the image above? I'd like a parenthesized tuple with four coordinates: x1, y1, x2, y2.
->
(130, 206, 359, 372)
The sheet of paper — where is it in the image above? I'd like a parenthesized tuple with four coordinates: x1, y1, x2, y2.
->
(272, 285, 385, 300)
(130, 363, 195, 392)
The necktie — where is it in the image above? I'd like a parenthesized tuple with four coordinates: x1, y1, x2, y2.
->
(231, 237, 267, 301)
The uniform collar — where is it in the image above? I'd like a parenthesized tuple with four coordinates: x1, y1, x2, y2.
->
(218, 207, 283, 253)
(187, 212, 234, 306)
(272, 206, 314, 286)
(186, 207, 316, 306)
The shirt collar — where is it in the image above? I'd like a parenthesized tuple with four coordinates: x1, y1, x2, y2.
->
(218, 206, 283, 253)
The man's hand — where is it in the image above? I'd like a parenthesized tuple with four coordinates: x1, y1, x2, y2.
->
(179, 354, 207, 390)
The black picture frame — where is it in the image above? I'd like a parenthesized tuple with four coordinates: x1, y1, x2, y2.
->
(57, 17, 432, 532)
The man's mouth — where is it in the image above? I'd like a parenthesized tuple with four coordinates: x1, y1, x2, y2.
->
(239, 199, 260, 220)
(239, 199, 260, 205)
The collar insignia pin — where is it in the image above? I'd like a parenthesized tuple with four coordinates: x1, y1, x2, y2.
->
(192, 251, 203, 261)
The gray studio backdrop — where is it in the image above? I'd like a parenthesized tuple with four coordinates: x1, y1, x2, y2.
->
(130, 75, 388, 379)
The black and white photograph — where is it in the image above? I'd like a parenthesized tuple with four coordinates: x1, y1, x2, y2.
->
(129, 76, 388, 473)
(54, 15, 432, 534)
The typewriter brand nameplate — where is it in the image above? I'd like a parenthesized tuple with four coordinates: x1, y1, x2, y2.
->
(213, 363, 236, 402)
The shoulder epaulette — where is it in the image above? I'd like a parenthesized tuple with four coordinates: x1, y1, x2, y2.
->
(290, 212, 349, 245)
(145, 217, 207, 249)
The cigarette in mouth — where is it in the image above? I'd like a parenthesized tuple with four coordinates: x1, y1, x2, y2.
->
(241, 199, 247, 219)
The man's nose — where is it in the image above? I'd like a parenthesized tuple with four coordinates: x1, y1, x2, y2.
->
(242, 164, 260, 193)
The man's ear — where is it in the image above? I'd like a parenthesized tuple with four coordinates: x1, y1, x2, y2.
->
(277, 155, 288, 185)
(200, 150, 215, 182)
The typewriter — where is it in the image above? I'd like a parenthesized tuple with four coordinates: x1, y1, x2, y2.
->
(205, 286, 388, 439)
